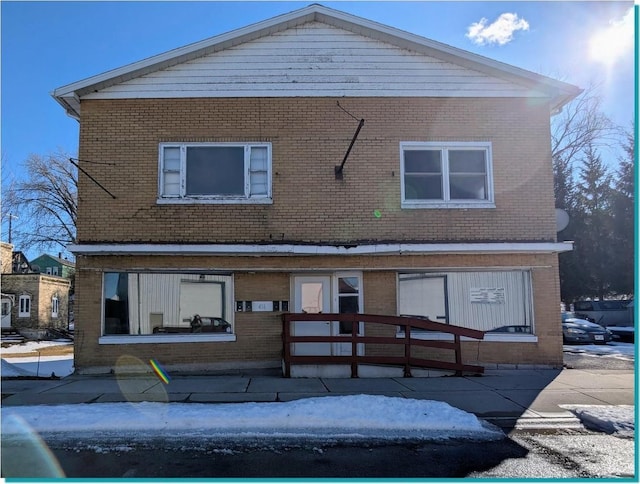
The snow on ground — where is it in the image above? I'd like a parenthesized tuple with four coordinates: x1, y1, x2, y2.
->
(1, 357, 74, 378)
(560, 405, 635, 438)
(2, 395, 503, 442)
(563, 342, 635, 360)
(1, 340, 72, 354)
(1, 341, 74, 378)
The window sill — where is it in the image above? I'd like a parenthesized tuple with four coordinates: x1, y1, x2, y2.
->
(157, 198, 272, 205)
(401, 201, 496, 209)
(396, 332, 537, 343)
(99, 334, 237, 344)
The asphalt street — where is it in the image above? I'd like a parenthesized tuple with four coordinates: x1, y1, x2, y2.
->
(29, 427, 634, 479)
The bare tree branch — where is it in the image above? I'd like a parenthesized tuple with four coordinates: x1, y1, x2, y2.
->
(2, 150, 77, 256)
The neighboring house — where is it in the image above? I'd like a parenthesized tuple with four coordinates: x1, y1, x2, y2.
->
(0, 243, 71, 337)
(53, 5, 580, 375)
(30, 253, 76, 279)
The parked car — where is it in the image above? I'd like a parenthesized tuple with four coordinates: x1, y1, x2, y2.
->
(572, 300, 633, 327)
(561, 312, 613, 344)
(153, 316, 232, 334)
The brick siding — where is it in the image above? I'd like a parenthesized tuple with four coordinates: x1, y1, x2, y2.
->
(77, 97, 556, 245)
(73, 253, 562, 372)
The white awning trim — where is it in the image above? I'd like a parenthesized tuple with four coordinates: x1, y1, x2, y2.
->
(68, 242, 573, 256)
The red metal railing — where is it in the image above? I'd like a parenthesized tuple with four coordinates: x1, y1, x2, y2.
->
(282, 313, 485, 378)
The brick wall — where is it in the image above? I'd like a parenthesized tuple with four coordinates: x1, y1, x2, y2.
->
(77, 97, 556, 245)
(0, 242, 12, 273)
(73, 252, 563, 372)
(1, 274, 70, 330)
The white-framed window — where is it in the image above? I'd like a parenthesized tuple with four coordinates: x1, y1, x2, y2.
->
(400, 142, 494, 208)
(18, 295, 31, 318)
(46, 267, 52, 275)
(53, 266, 59, 276)
(101, 271, 235, 343)
(158, 142, 272, 204)
(397, 270, 535, 341)
(52, 295, 59, 318)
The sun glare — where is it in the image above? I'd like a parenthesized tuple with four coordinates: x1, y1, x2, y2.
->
(588, 8, 633, 67)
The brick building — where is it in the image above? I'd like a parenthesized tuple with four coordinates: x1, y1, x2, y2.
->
(53, 5, 580, 375)
(1, 243, 71, 335)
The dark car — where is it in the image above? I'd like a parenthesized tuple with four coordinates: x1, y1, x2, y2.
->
(153, 316, 232, 334)
(561, 313, 613, 344)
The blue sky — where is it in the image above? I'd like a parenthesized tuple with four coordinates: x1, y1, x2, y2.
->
(0, 1, 635, 254)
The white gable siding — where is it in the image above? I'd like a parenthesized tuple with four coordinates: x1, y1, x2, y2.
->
(84, 23, 542, 100)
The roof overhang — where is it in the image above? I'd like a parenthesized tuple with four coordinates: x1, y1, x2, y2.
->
(52, 4, 582, 120)
(68, 241, 573, 256)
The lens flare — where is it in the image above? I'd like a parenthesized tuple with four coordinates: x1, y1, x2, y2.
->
(150, 358, 171, 384)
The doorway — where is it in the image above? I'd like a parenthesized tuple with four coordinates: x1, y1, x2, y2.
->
(291, 273, 363, 357)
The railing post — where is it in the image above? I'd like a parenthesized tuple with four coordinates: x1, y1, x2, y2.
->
(282, 314, 291, 378)
(454, 334, 462, 376)
(351, 319, 358, 378)
(404, 323, 412, 377)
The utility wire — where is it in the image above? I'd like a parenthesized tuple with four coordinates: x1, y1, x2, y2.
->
(70, 157, 116, 166)
(336, 101, 361, 121)
(68, 158, 117, 199)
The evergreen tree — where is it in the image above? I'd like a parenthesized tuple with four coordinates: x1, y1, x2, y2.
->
(574, 144, 614, 300)
(609, 127, 635, 296)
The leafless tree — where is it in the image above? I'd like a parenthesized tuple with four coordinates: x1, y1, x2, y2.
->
(3, 150, 77, 255)
(551, 83, 621, 169)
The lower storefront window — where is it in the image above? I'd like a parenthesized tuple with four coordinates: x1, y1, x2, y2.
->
(398, 270, 534, 335)
(103, 272, 233, 336)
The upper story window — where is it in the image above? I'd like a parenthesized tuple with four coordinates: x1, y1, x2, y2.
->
(158, 143, 272, 204)
(400, 142, 494, 209)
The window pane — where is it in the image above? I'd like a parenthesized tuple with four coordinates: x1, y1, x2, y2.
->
(300, 283, 324, 313)
(404, 150, 441, 173)
(186, 147, 244, 196)
(339, 295, 359, 333)
(250, 147, 268, 171)
(405, 174, 443, 200)
(163, 147, 181, 171)
(163, 172, 181, 196)
(104, 273, 130, 335)
(450, 174, 487, 200)
(449, 150, 486, 174)
(338, 277, 359, 294)
(250, 172, 268, 196)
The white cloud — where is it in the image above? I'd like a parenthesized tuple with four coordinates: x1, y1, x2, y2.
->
(589, 7, 634, 66)
(466, 13, 530, 46)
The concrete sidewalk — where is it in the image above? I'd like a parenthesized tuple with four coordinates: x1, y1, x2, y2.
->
(1, 368, 635, 428)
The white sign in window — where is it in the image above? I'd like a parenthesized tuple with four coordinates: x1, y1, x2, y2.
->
(470, 287, 505, 304)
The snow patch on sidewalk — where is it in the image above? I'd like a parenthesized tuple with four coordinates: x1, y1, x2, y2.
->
(560, 405, 635, 438)
(2, 395, 504, 442)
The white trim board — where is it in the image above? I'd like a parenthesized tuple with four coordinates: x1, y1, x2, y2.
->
(68, 242, 573, 256)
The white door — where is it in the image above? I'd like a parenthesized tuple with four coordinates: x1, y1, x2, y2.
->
(398, 275, 447, 323)
(1, 298, 12, 328)
(292, 276, 332, 356)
